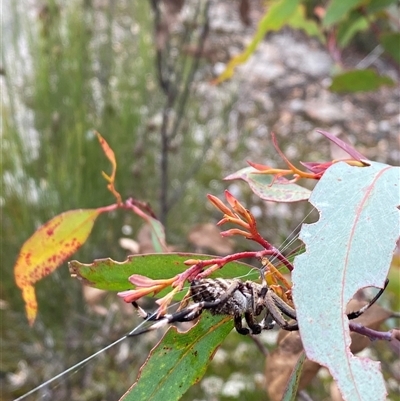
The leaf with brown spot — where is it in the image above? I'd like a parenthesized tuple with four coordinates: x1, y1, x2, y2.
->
(14, 208, 101, 325)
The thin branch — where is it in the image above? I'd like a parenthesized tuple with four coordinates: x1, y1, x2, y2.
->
(390, 310, 400, 319)
(168, 0, 211, 144)
(249, 334, 269, 357)
(167, 136, 213, 208)
(349, 322, 399, 343)
(150, 0, 169, 94)
(152, 0, 211, 225)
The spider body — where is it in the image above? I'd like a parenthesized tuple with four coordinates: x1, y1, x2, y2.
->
(129, 277, 388, 337)
(188, 278, 297, 334)
(190, 278, 259, 316)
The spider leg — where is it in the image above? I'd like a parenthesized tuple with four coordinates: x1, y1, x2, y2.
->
(255, 277, 297, 331)
(242, 283, 262, 334)
(259, 311, 276, 330)
(244, 312, 262, 334)
(132, 301, 204, 323)
(128, 302, 205, 337)
(269, 291, 297, 320)
(131, 301, 160, 321)
(128, 280, 242, 337)
(260, 278, 389, 332)
(347, 278, 389, 320)
(234, 314, 250, 335)
(265, 290, 299, 331)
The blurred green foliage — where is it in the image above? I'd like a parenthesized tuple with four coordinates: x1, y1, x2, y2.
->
(216, 0, 398, 90)
(1, 1, 229, 399)
(2, 1, 398, 400)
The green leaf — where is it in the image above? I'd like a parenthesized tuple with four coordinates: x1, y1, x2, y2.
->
(380, 32, 400, 65)
(287, 5, 325, 43)
(367, 0, 398, 13)
(120, 314, 233, 401)
(323, 0, 365, 27)
(336, 13, 369, 48)
(292, 161, 400, 400)
(282, 353, 306, 401)
(330, 69, 395, 93)
(69, 253, 252, 296)
(225, 167, 311, 202)
(213, 0, 300, 84)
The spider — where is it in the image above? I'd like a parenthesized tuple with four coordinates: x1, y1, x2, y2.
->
(128, 277, 388, 337)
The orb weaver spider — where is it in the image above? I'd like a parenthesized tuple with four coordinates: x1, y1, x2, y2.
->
(128, 276, 388, 337)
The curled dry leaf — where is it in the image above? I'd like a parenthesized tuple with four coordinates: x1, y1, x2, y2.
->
(392, 328, 400, 342)
(83, 286, 108, 316)
(137, 224, 174, 254)
(188, 223, 234, 255)
(0, 299, 9, 310)
(265, 331, 321, 401)
(346, 298, 392, 354)
(265, 300, 392, 400)
(137, 225, 153, 253)
(330, 380, 345, 401)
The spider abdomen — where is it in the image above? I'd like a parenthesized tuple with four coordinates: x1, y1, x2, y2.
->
(190, 278, 260, 316)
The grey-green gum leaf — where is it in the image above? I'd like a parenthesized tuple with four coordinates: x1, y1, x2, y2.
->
(292, 161, 400, 401)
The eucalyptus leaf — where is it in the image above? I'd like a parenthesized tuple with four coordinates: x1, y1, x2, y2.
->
(69, 253, 253, 297)
(120, 314, 233, 401)
(293, 161, 400, 401)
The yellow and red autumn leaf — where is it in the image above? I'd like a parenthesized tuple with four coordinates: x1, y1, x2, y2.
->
(14, 208, 101, 325)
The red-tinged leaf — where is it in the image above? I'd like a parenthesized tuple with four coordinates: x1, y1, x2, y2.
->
(120, 314, 233, 401)
(225, 166, 287, 183)
(316, 130, 368, 162)
(292, 161, 400, 401)
(246, 161, 274, 171)
(14, 208, 101, 325)
(128, 274, 168, 287)
(96, 131, 122, 204)
(96, 131, 116, 177)
(300, 161, 333, 174)
(207, 194, 234, 217)
(225, 167, 311, 202)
